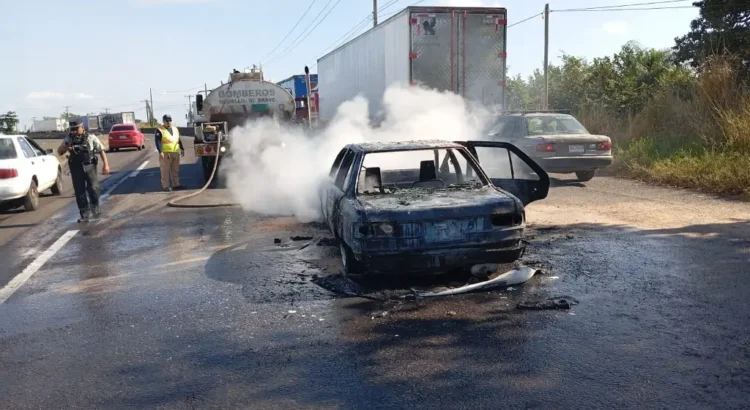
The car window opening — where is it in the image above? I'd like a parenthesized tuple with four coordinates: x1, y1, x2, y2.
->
(357, 148, 487, 196)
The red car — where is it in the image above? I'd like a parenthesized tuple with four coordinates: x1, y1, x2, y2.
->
(108, 124, 145, 152)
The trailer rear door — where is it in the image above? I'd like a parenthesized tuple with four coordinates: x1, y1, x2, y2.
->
(461, 10, 507, 109)
(410, 11, 456, 93)
(409, 8, 507, 110)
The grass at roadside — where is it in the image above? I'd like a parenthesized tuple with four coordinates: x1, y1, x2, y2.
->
(615, 138, 750, 199)
(580, 60, 750, 200)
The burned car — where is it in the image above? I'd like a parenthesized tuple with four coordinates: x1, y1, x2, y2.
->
(319, 140, 550, 275)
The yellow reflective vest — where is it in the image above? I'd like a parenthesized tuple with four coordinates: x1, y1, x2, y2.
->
(158, 125, 181, 153)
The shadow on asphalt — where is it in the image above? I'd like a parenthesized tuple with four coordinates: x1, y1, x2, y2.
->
(549, 177, 586, 188)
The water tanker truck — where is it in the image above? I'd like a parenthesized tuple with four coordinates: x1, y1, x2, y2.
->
(193, 67, 296, 182)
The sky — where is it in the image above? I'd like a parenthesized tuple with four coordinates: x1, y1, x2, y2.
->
(1, 0, 700, 129)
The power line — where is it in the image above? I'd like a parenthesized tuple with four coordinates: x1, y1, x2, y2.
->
(262, 0, 320, 62)
(162, 85, 204, 94)
(314, 0, 402, 64)
(553, 5, 694, 12)
(267, 0, 346, 66)
(265, 0, 338, 64)
(553, 0, 688, 12)
(508, 12, 543, 29)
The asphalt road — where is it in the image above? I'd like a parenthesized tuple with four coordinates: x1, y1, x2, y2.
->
(0, 137, 153, 278)
(0, 143, 748, 409)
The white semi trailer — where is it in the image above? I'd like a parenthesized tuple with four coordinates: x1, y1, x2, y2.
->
(317, 6, 508, 122)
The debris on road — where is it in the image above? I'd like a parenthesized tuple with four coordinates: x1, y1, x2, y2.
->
(274, 238, 281, 244)
(516, 296, 579, 310)
(412, 267, 539, 298)
(316, 238, 338, 247)
(290, 235, 314, 241)
(371, 311, 388, 320)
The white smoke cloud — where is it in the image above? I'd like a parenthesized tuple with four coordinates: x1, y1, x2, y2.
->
(223, 85, 492, 222)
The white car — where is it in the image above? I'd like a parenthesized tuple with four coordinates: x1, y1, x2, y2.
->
(0, 135, 64, 211)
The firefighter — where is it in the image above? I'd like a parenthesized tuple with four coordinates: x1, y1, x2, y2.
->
(154, 114, 185, 192)
(57, 120, 110, 222)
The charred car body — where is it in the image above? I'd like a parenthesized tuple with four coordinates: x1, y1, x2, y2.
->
(319, 140, 549, 275)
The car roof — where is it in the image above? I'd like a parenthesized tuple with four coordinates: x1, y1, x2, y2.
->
(112, 123, 135, 127)
(347, 140, 464, 153)
(0, 135, 24, 139)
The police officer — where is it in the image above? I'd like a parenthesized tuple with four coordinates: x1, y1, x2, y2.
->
(154, 114, 185, 192)
(57, 120, 110, 222)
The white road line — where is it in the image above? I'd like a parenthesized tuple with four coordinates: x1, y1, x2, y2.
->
(101, 159, 149, 200)
(129, 160, 150, 178)
(0, 230, 79, 304)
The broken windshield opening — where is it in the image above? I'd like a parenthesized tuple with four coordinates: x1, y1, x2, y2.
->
(356, 148, 487, 196)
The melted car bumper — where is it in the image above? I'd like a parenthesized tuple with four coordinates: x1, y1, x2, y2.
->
(353, 236, 524, 275)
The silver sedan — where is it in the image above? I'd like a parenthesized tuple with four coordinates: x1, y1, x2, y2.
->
(486, 112, 613, 181)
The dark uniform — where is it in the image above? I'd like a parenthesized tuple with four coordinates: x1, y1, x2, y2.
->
(64, 126, 106, 221)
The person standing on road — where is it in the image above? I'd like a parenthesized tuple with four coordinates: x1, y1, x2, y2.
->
(154, 114, 185, 192)
(57, 120, 110, 223)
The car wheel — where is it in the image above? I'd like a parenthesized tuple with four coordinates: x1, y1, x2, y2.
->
(50, 169, 63, 195)
(23, 180, 39, 211)
(340, 243, 362, 276)
(137, 145, 142, 151)
(575, 170, 595, 182)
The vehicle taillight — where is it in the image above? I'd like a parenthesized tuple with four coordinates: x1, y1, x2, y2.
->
(536, 142, 555, 152)
(0, 169, 19, 179)
(597, 141, 612, 150)
(205, 144, 213, 153)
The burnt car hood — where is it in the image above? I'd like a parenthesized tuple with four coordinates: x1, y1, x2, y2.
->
(357, 186, 519, 222)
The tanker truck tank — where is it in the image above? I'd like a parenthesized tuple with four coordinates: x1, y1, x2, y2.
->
(192, 69, 296, 183)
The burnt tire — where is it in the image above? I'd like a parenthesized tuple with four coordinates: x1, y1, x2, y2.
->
(575, 170, 595, 182)
(23, 180, 39, 212)
(340, 243, 363, 276)
(50, 169, 63, 195)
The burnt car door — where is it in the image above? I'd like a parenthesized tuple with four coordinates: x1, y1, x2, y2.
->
(321, 148, 357, 234)
(457, 141, 550, 206)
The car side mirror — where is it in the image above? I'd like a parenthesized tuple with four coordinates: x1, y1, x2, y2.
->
(196, 94, 203, 113)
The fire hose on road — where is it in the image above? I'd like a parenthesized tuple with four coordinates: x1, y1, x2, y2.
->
(166, 135, 239, 209)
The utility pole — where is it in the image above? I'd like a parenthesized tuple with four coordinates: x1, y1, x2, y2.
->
(304, 66, 313, 128)
(185, 95, 193, 125)
(543, 3, 550, 110)
(63, 105, 70, 121)
(142, 100, 151, 123)
(102, 108, 110, 114)
(149, 88, 154, 125)
(373, 0, 378, 27)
